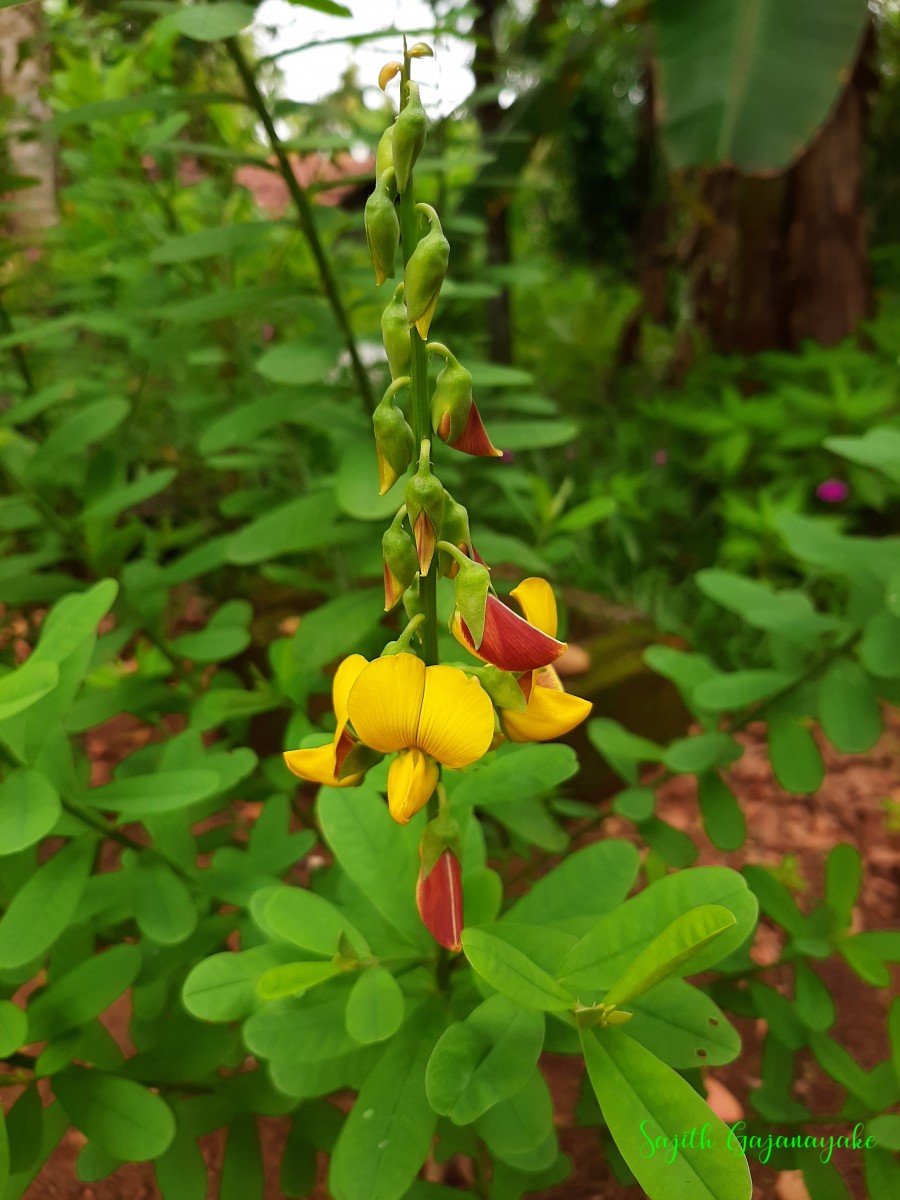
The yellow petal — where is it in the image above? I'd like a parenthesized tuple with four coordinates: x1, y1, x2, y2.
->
(387, 748, 439, 823)
(416, 665, 494, 769)
(510, 578, 558, 638)
(333, 654, 368, 732)
(347, 653, 425, 754)
(502, 684, 592, 743)
(283, 744, 359, 788)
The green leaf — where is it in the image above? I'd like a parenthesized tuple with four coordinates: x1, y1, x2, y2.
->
(488, 420, 578, 451)
(243, 979, 358, 1071)
(334, 439, 404, 519)
(825, 427, 900, 483)
(504, 840, 639, 929)
(425, 995, 544, 1125)
(330, 1012, 439, 1200)
(26, 944, 141, 1042)
(79, 470, 177, 522)
(263, 887, 369, 959)
(228, 493, 342, 563)
(793, 962, 835, 1033)
(473, 1070, 554, 1162)
(587, 718, 663, 783)
(695, 570, 837, 644)
(655, 0, 867, 172)
(221, 1115, 263, 1200)
(581, 1029, 751, 1200)
(30, 580, 119, 665)
(553, 495, 617, 533)
(604, 906, 736, 1007)
(0, 1000, 28, 1056)
(662, 732, 741, 775)
(34, 399, 129, 463)
(558, 867, 757, 992)
(134, 862, 198, 945)
(287, 1, 352, 16)
(825, 843, 861, 921)
(150, 222, 277, 264)
(0, 838, 95, 969)
(694, 669, 792, 711)
(624, 978, 740, 1069)
(451, 744, 578, 809)
(182, 950, 271, 1022)
(170, 600, 252, 664)
(860, 611, 900, 678)
(172, 2, 255, 41)
(867, 1115, 900, 1153)
(818, 657, 882, 752)
(256, 342, 336, 384)
(54, 1069, 175, 1162)
(83, 769, 220, 816)
(767, 710, 824, 794)
(461, 927, 574, 1012)
(612, 786, 656, 823)
(0, 769, 61, 854)
(291, 588, 384, 672)
(345, 966, 404, 1044)
(317, 787, 426, 949)
(697, 773, 746, 852)
(0, 660, 59, 722)
(154, 1128, 207, 1200)
(189, 688, 280, 732)
(257, 961, 342, 1000)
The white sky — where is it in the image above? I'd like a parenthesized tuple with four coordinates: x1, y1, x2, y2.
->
(254, 0, 477, 117)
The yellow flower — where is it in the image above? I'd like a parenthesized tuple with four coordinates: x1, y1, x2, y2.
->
(283, 654, 368, 787)
(499, 579, 592, 743)
(347, 654, 494, 823)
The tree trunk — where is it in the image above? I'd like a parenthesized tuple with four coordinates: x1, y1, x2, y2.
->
(676, 27, 874, 358)
(0, 0, 57, 237)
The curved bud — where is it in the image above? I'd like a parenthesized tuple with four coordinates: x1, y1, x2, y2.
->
(373, 378, 415, 495)
(440, 541, 490, 648)
(402, 577, 423, 624)
(408, 42, 434, 59)
(375, 125, 395, 182)
(392, 80, 427, 193)
(449, 400, 502, 458)
(364, 170, 399, 286)
(427, 342, 473, 444)
(382, 513, 419, 610)
(438, 492, 471, 578)
(405, 204, 449, 341)
(379, 61, 402, 90)
(381, 283, 412, 380)
(405, 448, 445, 575)
(417, 847, 463, 951)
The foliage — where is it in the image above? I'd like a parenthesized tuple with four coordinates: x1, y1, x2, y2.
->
(0, 4, 898, 1200)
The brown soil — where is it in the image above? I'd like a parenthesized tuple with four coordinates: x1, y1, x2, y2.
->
(11, 712, 900, 1200)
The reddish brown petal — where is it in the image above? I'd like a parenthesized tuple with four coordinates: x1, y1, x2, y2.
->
(459, 594, 567, 672)
(383, 562, 402, 611)
(416, 850, 463, 951)
(449, 401, 502, 458)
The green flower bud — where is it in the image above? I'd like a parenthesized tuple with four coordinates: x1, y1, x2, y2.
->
(405, 204, 449, 341)
(365, 170, 399, 287)
(381, 283, 412, 380)
(373, 378, 415, 496)
(437, 492, 471, 578)
(447, 548, 490, 648)
(392, 80, 427, 194)
(427, 343, 472, 443)
(383, 512, 419, 610)
(375, 125, 394, 182)
(403, 578, 423, 623)
(405, 449, 445, 575)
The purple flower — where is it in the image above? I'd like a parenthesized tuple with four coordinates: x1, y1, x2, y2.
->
(654, 449, 668, 466)
(816, 479, 849, 504)
(501, 449, 516, 465)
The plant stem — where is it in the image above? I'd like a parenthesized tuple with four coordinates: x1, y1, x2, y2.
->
(398, 54, 438, 668)
(224, 38, 376, 416)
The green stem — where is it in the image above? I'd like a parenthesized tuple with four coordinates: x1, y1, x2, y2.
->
(224, 37, 376, 416)
(397, 56, 438, 669)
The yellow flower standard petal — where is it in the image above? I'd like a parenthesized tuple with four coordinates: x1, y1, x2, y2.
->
(283, 743, 361, 788)
(387, 748, 439, 823)
(510, 578, 558, 637)
(347, 653, 425, 754)
(333, 654, 368, 739)
(417, 665, 494, 769)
